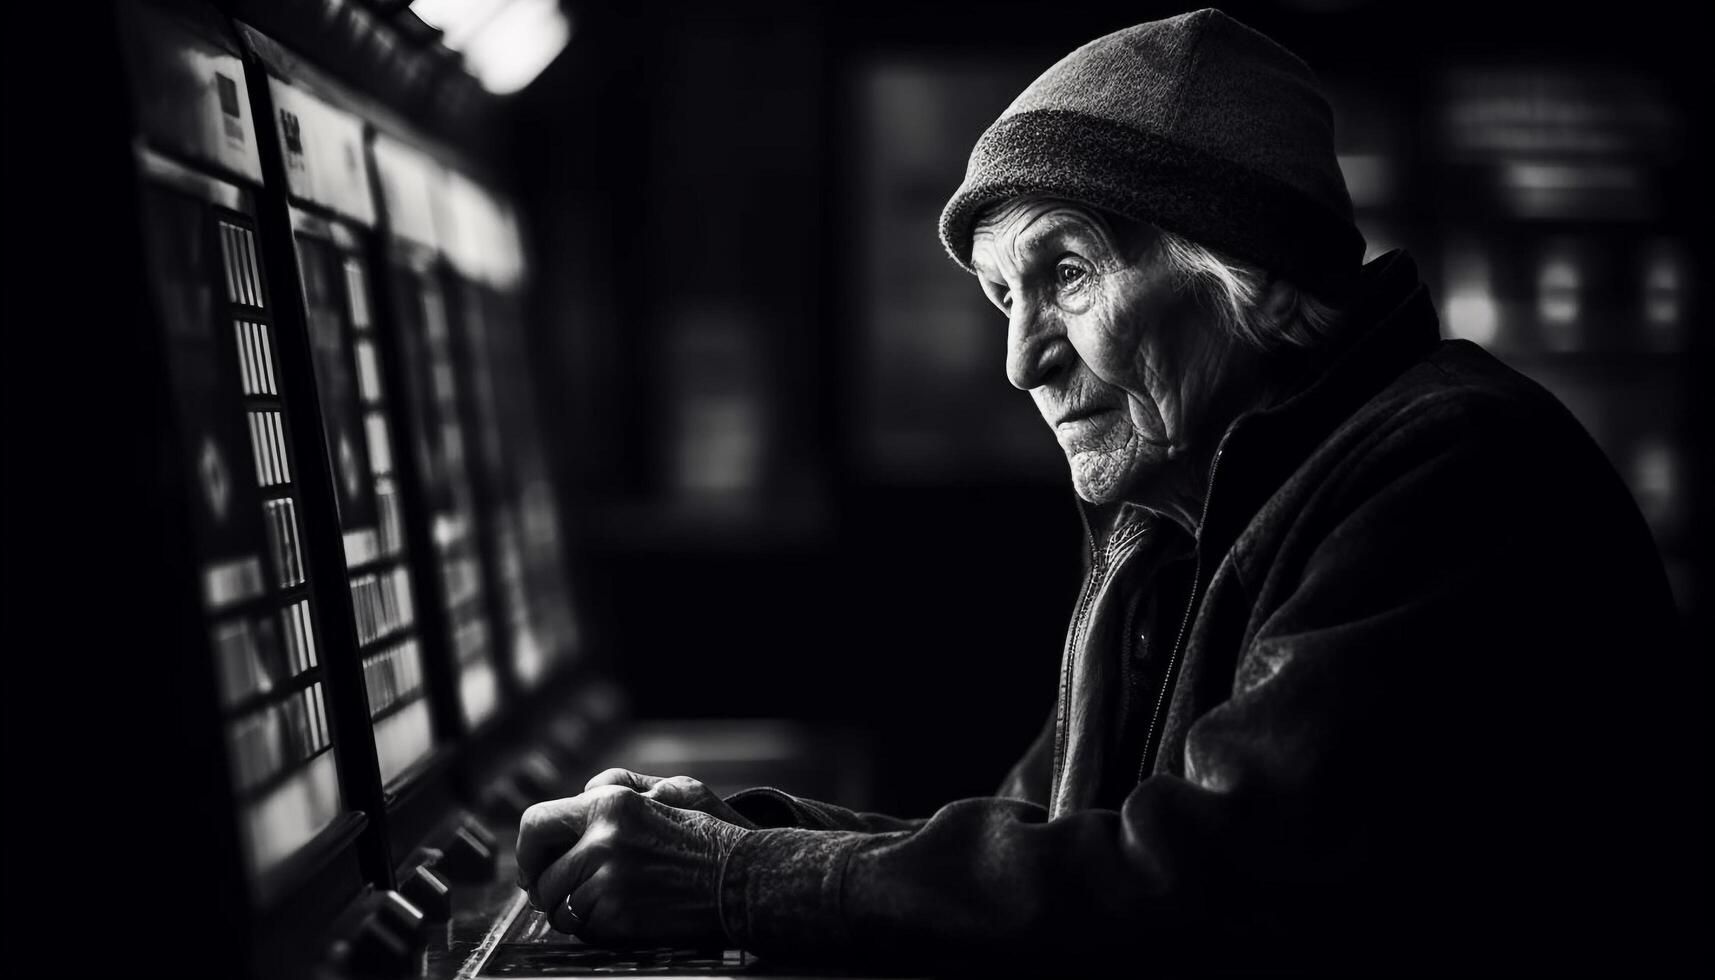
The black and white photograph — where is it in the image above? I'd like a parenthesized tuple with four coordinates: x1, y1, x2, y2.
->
(2, 0, 1708, 976)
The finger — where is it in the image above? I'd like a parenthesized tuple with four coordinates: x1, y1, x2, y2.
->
(642, 776, 757, 829)
(515, 788, 622, 886)
(532, 821, 610, 915)
(549, 867, 612, 938)
(584, 767, 662, 793)
(640, 774, 706, 808)
(516, 798, 586, 889)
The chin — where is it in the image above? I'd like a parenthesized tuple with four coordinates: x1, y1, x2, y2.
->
(1066, 451, 1140, 505)
(1071, 483, 1118, 506)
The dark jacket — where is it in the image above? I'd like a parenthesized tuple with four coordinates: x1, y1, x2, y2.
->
(716, 250, 1703, 974)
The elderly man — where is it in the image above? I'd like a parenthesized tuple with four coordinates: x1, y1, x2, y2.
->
(518, 9, 1696, 974)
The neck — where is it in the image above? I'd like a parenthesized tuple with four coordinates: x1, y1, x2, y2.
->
(1122, 346, 1302, 540)
(1122, 451, 1208, 540)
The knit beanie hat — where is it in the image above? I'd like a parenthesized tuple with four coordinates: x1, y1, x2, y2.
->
(938, 8, 1363, 302)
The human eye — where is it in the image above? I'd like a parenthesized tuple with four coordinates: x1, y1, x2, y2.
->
(1055, 257, 1092, 292)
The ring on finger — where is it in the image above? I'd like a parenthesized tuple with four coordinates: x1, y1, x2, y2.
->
(559, 894, 586, 932)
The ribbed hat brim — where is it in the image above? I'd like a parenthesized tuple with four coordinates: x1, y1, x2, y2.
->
(939, 109, 1364, 302)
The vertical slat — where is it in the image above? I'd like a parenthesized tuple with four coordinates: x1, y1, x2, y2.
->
(276, 413, 292, 483)
(246, 413, 266, 485)
(258, 322, 277, 394)
(218, 225, 240, 304)
(245, 322, 263, 395)
(233, 321, 252, 394)
(280, 498, 300, 586)
(302, 601, 318, 668)
(243, 229, 264, 308)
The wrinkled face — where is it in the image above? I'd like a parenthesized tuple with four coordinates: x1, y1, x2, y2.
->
(970, 196, 1238, 506)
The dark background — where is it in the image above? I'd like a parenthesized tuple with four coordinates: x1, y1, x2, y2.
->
(3, 0, 1707, 830)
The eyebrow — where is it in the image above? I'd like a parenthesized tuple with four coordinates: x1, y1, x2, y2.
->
(972, 203, 1108, 279)
(1009, 211, 1103, 267)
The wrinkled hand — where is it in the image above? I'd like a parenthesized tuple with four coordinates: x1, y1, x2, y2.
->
(515, 785, 750, 948)
(582, 769, 758, 830)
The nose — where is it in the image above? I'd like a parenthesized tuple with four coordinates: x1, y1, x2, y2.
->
(1004, 299, 1062, 391)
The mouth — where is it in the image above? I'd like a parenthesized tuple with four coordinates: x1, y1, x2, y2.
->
(1054, 406, 1119, 429)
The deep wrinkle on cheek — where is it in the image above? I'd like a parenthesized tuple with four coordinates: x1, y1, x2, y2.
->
(1128, 265, 1210, 441)
(1064, 272, 1165, 445)
(1110, 379, 1167, 452)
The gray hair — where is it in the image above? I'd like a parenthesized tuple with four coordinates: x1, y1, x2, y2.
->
(1154, 228, 1345, 351)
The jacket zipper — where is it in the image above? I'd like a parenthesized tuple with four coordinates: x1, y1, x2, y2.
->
(1050, 522, 1107, 813)
(1137, 443, 1226, 781)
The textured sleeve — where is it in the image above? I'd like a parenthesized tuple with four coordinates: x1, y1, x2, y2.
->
(714, 392, 1696, 975)
(722, 786, 927, 834)
(719, 703, 1059, 831)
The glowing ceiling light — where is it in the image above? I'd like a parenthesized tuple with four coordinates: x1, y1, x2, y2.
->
(459, 0, 571, 95)
(1536, 255, 1581, 329)
(1445, 291, 1499, 346)
(1443, 246, 1500, 347)
(410, 0, 513, 50)
(1642, 241, 1684, 335)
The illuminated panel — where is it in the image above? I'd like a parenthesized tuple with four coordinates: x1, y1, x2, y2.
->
(140, 180, 343, 891)
(435, 174, 577, 687)
(390, 258, 501, 729)
(294, 228, 436, 786)
(450, 279, 580, 688)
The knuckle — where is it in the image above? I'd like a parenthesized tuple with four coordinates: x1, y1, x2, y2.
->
(582, 808, 612, 835)
(605, 785, 641, 812)
(591, 783, 631, 803)
(520, 802, 544, 831)
(585, 767, 630, 790)
(583, 821, 623, 857)
(522, 798, 569, 834)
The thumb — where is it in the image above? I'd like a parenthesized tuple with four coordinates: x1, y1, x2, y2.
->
(640, 774, 708, 809)
(584, 767, 662, 793)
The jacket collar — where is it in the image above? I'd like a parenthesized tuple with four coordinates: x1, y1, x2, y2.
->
(1194, 248, 1441, 563)
(1072, 248, 1440, 565)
